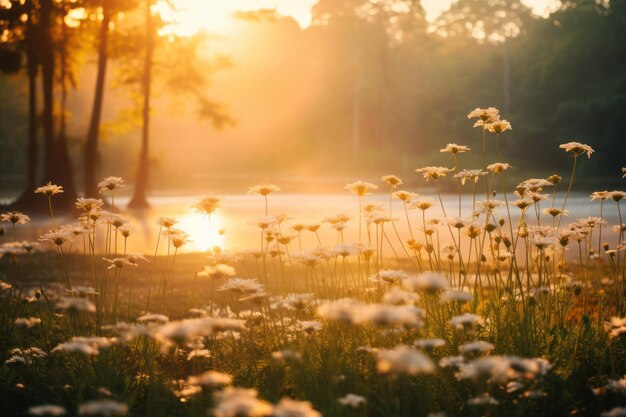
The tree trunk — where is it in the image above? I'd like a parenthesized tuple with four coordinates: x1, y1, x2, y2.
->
(53, 18, 77, 209)
(84, 1, 110, 198)
(128, 0, 153, 209)
(40, 0, 55, 183)
(8, 14, 41, 210)
(26, 17, 38, 192)
(38, 0, 77, 211)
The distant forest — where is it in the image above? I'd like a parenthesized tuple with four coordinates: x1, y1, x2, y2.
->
(1, 0, 625, 205)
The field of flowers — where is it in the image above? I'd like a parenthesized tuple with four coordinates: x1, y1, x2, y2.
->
(2, 108, 626, 417)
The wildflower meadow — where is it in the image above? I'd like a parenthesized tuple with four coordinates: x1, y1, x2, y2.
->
(1, 107, 626, 417)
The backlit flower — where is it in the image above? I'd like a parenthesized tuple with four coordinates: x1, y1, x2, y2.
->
(544, 208, 568, 218)
(212, 388, 273, 417)
(54, 337, 115, 356)
(297, 320, 323, 334)
(601, 407, 626, 417)
(467, 107, 500, 123)
(517, 178, 553, 195)
(194, 195, 222, 215)
(39, 229, 72, 246)
(416, 166, 452, 181)
(376, 345, 436, 375)
(188, 370, 232, 387)
(166, 229, 191, 248)
(324, 213, 351, 224)
(591, 191, 610, 201)
(454, 169, 487, 185)
(57, 297, 96, 313)
(405, 272, 449, 293)
(382, 175, 403, 187)
(393, 190, 417, 202)
(345, 180, 378, 196)
(487, 162, 511, 173)
(28, 405, 67, 416)
(415, 338, 446, 349)
(76, 198, 104, 212)
(440, 143, 470, 154)
(15, 317, 42, 328)
(459, 340, 495, 353)
(119, 224, 135, 238)
(103, 257, 132, 270)
(248, 184, 280, 196)
(486, 120, 512, 134)
(459, 340, 494, 354)
(450, 313, 483, 330)
(408, 198, 436, 211)
(78, 400, 128, 416)
(35, 182, 64, 196)
(98, 176, 125, 193)
(137, 313, 169, 324)
(559, 142, 594, 158)
(609, 191, 626, 202)
(1, 211, 30, 224)
(274, 398, 321, 417)
(156, 216, 178, 228)
(218, 278, 264, 294)
(440, 290, 472, 304)
(337, 394, 366, 408)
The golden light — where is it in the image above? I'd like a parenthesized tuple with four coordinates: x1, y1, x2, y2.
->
(155, 0, 316, 37)
(156, 0, 235, 37)
(178, 210, 225, 252)
(64, 7, 88, 28)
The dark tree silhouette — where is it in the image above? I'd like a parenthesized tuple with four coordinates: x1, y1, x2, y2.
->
(0, 0, 78, 210)
(83, 0, 112, 198)
(127, 0, 155, 209)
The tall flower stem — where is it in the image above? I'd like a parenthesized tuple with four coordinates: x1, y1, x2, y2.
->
(598, 201, 604, 254)
(403, 203, 414, 240)
(558, 155, 578, 228)
(436, 183, 464, 275)
(145, 224, 163, 312)
(495, 134, 500, 162)
(389, 192, 416, 267)
(48, 196, 57, 230)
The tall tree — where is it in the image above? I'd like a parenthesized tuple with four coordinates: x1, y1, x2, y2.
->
(0, 1, 39, 207)
(0, 0, 80, 210)
(39, 0, 78, 209)
(127, 0, 154, 208)
(83, 0, 112, 198)
(117, 1, 233, 208)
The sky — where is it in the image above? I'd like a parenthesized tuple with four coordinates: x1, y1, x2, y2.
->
(159, 0, 559, 37)
(228, 0, 557, 27)
(421, 0, 558, 21)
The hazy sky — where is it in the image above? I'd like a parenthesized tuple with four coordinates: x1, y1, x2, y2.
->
(236, 0, 557, 27)
(161, 0, 559, 37)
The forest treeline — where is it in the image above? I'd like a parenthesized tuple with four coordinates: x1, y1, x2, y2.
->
(1, 0, 625, 208)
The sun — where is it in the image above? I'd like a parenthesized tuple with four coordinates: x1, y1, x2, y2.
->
(156, 0, 235, 37)
(155, 0, 317, 37)
(177, 210, 225, 252)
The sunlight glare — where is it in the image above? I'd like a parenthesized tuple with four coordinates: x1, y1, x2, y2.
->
(178, 210, 224, 252)
(156, 0, 317, 37)
(156, 0, 235, 37)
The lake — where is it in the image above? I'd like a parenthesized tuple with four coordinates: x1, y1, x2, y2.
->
(2, 192, 621, 259)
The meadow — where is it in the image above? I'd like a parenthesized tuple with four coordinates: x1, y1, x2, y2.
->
(2, 108, 626, 417)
